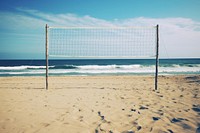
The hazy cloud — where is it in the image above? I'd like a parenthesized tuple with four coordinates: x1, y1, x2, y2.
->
(0, 8, 200, 58)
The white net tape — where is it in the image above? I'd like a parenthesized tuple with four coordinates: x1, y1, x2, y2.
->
(48, 26, 157, 58)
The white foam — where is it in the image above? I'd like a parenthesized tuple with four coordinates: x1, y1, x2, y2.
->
(159, 66, 200, 73)
(0, 64, 200, 75)
(77, 64, 146, 70)
(0, 66, 46, 70)
(77, 65, 117, 70)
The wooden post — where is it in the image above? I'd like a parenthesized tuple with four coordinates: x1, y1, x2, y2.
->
(45, 24, 48, 90)
(155, 25, 159, 90)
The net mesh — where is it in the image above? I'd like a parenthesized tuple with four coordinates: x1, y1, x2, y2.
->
(48, 26, 157, 58)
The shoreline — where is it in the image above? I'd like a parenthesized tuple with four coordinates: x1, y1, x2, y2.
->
(0, 73, 199, 77)
(0, 75, 200, 132)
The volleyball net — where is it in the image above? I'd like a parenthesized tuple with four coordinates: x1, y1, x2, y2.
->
(48, 26, 157, 58)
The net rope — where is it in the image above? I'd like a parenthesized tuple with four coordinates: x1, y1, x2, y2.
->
(48, 26, 157, 58)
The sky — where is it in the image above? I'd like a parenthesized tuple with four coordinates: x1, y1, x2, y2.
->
(0, 0, 200, 59)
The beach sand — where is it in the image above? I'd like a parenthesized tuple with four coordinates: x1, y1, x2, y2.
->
(0, 75, 200, 133)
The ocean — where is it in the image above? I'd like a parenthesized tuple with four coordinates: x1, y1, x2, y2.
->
(0, 59, 200, 76)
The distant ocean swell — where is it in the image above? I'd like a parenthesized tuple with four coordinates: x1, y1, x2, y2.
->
(0, 64, 200, 76)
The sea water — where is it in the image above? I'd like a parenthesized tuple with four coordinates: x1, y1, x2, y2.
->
(0, 59, 200, 76)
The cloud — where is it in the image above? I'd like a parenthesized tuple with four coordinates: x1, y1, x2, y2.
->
(15, 7, 115, 27)
(0, 8, 200, 58)
(117, 17, 200, 57)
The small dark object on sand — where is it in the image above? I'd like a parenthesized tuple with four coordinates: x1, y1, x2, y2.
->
(168, 129, 174, 133)
(131, 109, 136, 112)
(98, 111, 101, 116)
(101, 115, 105, 120)
(137, 126, 142, 130)
(192, 107, 200, 112)
(139, 106, 148, 110)
(152, 117, 160, 121)
(97, 111, 105, 120)
(171, 118, 185, 123)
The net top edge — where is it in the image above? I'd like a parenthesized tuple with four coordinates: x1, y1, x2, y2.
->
(49, 55, 156, 58)
(48, 26, 157, 29)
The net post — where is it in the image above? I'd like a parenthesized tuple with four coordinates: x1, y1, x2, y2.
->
(155, 24, 159, 90)
(45, 24, 49, 90)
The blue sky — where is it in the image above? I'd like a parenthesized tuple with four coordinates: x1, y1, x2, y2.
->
(0, 0, 200, 59)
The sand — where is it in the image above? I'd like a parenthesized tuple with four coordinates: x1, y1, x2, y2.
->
(0, 75, 200, 133)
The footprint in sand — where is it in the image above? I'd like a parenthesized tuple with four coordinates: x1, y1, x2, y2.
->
(167, 129, 174, 133)
(122, 130, 134, 133)
(98, 111, 105, 120)
(170, 118, 188, 123)
(95, 111, 114, 132)
(181, 123, 191, 130)
(41, 123, 50, 127)
(192, 104, 200, 112)
(79, 116, 84, 122)
(122, 125, 142, 133)
(5, 118, 16, 122)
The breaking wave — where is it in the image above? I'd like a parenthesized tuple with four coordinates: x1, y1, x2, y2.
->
(0, 64, 200, 76)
